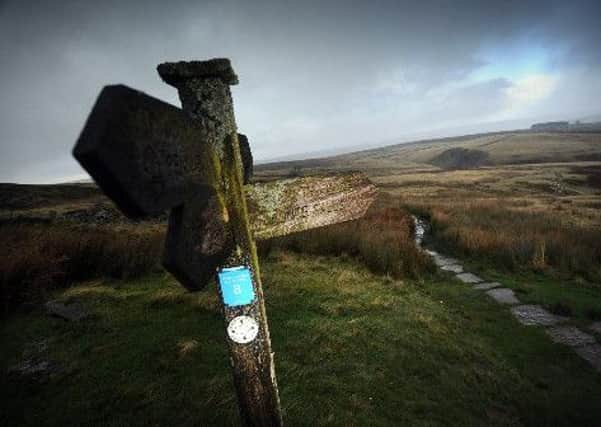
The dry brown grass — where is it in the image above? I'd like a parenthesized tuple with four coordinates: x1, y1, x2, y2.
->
(417, 200, 601, 281)
(0, 222, 165, 314)
(344, 159, 599, 283)
(260, 195, 433, 279)
(1, 193, 432, 314)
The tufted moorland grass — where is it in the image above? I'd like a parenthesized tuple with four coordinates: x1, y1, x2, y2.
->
(0, 222, 165, 314)
(260, 199, 433, 280)
(2, 251, 601, 426)
(421, 200, 601, 284)
(1, 195, 431, 315)
(370, 161, 601, 325)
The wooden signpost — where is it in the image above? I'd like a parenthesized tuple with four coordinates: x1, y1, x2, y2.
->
(73, 58, 377, 426)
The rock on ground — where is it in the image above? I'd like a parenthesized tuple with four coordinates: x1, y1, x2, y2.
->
(413, 216, 426, 245)
(455, 272, 483, 284)
(546, 326, 596, 347)
(589, 322, 601, 334)
(485, 288, 520, 305)
(46, 300, 89, 321)
(473, 282, 502, 291)
(574, 344, 601, 372)
(432, 254, 460, 267)
(440, 264, 463, 273)
(7, 339, 63, 382)
(510, 305, 567, 326)
(9, 360, 54, 378)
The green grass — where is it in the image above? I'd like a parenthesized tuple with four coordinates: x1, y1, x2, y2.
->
(452, 255, 601, 324)
(2, 251, 601, 426)
(0, 222, 165, 314)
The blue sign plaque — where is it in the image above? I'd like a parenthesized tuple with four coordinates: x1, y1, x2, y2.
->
(218, 266, 256, 307)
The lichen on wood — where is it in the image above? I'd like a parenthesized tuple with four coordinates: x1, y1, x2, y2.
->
(158, 58, 283, 427)
(247, 172, 378, 240)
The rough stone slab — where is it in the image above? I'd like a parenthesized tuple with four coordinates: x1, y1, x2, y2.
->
(440, 264, 463, 273)
(413, 216, 425, 245)
(455, 272, 483, 284)
(510, 305, 568, 326)
(486, 288, 520, 305)
(574, 344, 601, 372)
(473, 282, 502, 291)
(8, 339, 63, 381)
(432, 254, 460, 267)
(9, 360, 51, 377)
(46, 300, 89, 322)
(589, 322, 601, 334)
(546, 326, 596, 347)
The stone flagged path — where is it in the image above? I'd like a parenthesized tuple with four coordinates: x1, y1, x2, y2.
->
(486, 288, 520, 305)
(441, 264, 463, 273)
(412, 215, 601, 373)
(427, 249, 466, 274)
(546, 326, 596, 347)
(455, 272, 483, 284)
(473, 282, 502, 291)
(45, 300, 89, 322)
(589, 322, 601, 334)
(428, 251, 459, 267)
(575, 345, 601, 372)
(510, 304, 568, 326)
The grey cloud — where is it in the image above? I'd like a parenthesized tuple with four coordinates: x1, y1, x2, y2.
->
(1, 0, 600, 181)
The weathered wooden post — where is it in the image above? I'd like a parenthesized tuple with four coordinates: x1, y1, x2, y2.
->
(72, 58, 377, 426)
(156, 59, 282, 426)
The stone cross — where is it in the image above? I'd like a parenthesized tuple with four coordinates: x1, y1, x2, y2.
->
(73, 58, 377, 426)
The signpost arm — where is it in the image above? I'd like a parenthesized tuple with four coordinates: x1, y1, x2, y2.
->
(74, 58, 376, 426)
(157, 59, 283, 427)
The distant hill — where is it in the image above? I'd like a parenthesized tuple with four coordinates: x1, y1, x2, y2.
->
(576, 114, 601, 123)
(430, 148, 490, 170)
(0, 182, 100, 211)
(531, 121, 601, 132)
(256, 130, 601, 175)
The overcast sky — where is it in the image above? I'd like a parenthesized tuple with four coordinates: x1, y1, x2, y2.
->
(1, 0, 600, 183)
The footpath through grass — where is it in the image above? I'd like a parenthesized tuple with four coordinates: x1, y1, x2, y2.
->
(2, 251, 601, 426)
(437, 251, 601, 326)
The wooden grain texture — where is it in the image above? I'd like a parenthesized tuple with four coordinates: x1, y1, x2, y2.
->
(159, 60, 284, 427)
(247, 172, 378, 240)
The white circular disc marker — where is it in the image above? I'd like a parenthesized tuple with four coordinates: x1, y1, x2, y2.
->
(227, 315, 259, 344)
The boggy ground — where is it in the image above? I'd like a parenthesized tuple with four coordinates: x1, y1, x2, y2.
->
(3, 251, 601, 426)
